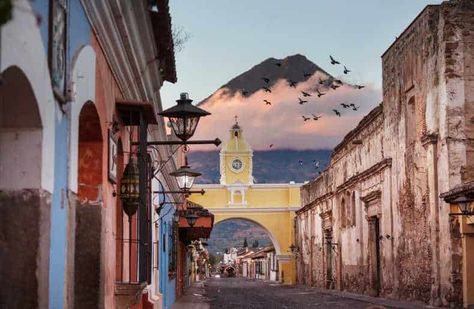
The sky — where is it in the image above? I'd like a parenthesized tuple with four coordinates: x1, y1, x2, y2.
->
(160, 0, 443, 150)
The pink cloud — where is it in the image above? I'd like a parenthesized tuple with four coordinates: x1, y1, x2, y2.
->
(190, 72, 381, 151)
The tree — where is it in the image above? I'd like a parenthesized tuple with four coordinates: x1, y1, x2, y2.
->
(0, 0, 13, 27)
(252, 239, 259, 248)
(172, 25, 191, 53)
(243, 237, 248, 248)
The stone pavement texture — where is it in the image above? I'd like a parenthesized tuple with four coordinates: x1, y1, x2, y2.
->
(173, 278, 443, 309)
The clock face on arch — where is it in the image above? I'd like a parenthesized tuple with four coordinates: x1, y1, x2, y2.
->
(231, 158, 244, 172)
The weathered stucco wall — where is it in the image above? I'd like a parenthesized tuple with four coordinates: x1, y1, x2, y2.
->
(0, 190, 51, 309)
(296, 2, 473, 307)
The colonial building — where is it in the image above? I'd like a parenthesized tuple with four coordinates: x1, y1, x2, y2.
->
(0, 1, 189, 308)
(295, 1, 474, 307)
(188, 120, 301, 284)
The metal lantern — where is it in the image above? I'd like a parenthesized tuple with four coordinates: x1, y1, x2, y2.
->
(119, 157, 140, 216)
(453, 195, 471, 214)
(169, 165, 201, 191)
(185, 212, 199, 227)
(158, 92, 210, 142)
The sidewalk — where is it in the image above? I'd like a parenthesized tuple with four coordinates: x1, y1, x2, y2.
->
(298, 285, 441, 309)
(171, 281, 210, 309)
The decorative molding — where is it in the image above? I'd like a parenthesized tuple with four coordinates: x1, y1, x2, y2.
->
(297, 191, 334, 214)
(421, 132, 439, 147)
(336, 158, 392, 193)
(209, 207, 301, 213)
(360, 190, 382, 204)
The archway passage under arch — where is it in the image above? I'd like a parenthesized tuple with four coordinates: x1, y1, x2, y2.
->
(210, 218, 278, 255)
(208, 211, 297, 284)
(0, 66, 50, 308)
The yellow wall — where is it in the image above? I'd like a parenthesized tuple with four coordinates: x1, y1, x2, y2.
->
(187, 121, 300, 284)
(188, 186, 300, 284)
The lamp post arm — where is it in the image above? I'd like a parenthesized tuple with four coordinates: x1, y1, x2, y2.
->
(153, 189, 205, 195)
(132, 138, 222, 147)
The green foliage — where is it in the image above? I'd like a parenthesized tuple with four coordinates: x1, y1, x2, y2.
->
(0, 0, 12, 27)
(208, 253, 221, 266)
(252, 239, 259, 248)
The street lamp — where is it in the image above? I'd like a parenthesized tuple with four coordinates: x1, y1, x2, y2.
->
(185, 212, 199, 227)
(169, 164, 201, 191)
(159, 92, 210, 142)
(119, 157, 140, 217)
(453, 195, 472, 215)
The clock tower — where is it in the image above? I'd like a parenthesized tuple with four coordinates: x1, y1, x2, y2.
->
(220, 117, 254, 185)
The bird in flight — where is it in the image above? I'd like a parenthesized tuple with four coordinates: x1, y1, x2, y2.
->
(269, 144, 274, 148)
(341, 103, 350, 109)
(262, 77, 270, 84)
(316, 89, 325, 97)
(262, 86, 271, 93)
(312, 114, 322, 121)
(264, 99, 272, 105)
(355, 85, 365, 89)
(299, 159, 304, 166)
(301, 91, 311, 97)
(303, 72, 312, 78)
(275, 62, 282, 67)
(350, 103, 360, 111)
(330, 84, 340, 90)
(330, 55, 340, 65)
(288, 80, 297, 88)
(302, 116, 310, 122)
(343, 66, 351, 74)
(298, 97, 308, 105)
(313, 160, 320, 169)
(333, 109, 341, 117)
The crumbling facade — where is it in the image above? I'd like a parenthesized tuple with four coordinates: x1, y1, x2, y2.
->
(296, 1, 474, 307)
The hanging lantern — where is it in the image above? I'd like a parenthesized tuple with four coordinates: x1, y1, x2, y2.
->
(119, 157, 140, 216)
(158, 92, 211, 142)
(185, 212, 199, 227)
(169, 164, 201, 191)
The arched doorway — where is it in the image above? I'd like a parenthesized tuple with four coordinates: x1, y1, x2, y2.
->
(74, 101, 103, 308)
(0, 66, 49, 308)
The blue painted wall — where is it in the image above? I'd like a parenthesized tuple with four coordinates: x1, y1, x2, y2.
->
(159, 200, 177, 309)
(30, 1, 92, 308)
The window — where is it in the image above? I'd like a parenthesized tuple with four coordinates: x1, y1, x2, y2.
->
(351, 192, 356, 227)
(340, 198, 346, 228)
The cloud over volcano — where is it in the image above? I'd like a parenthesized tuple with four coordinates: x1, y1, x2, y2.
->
(191, 55, 381, 150)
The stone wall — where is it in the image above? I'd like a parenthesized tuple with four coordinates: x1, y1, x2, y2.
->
(297, 2, 473, 307)
(0, 189, 51, 309)
(74, 202, 103, 309)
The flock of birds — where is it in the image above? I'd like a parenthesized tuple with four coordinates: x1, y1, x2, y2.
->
(248, 55, 365, 121)
(238, 55, 367, 174)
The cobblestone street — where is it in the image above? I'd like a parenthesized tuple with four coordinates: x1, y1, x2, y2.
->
(173, 278, 437, 309)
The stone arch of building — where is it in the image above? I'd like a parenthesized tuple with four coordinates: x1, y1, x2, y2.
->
(0, 64, 50, 308)
(213, 216, 282, 255)
(74, 101, 103, 308)
(1, 0, 56, 192)
(70, 45, 97, 193)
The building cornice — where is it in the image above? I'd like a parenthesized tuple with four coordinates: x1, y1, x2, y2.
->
(335, 158, 392, 193)
(297, 191, 334, 214)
